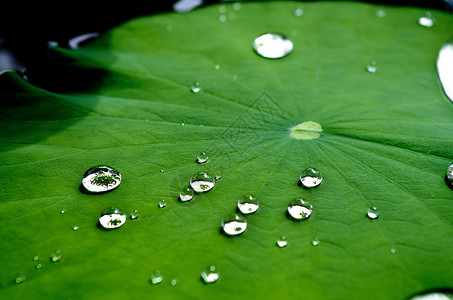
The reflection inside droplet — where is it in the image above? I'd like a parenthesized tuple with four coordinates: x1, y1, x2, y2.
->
(222, 213, 247, 236)
(253, 33, 293, 59)
(99, 207, 127, 229)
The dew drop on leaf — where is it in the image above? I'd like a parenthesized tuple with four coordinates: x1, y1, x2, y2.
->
(81, 166, 121, 193)
(294, 7, 303, 17)
(375, 8, 386, 18)
(73, 226, 79, 231)
(190, 172, 215, 193)
(201, 266, 219, 284)
(367, 206, 380, 219)
(99, 207, 126, 229)
(418, 11, 435, 27)
(312, 237, 320, 246)
(35, 263, 43, 269)
(197, 151, 209, 163)
(253, 33, 293, 59)
(446, 163, 453, 185)
(130, 210, 139, 220)
(158, 199, 167, 208)
(288, 199, 313, 220)
(300, 168, 323, 188)
(179, 187, 195, 202)
(276, 236, 288, 248)
(191, 82, 201, 93)
(237, 195, 259, 214)
(170, 278, 178, 286)
(366, 61, 378, 73)
(150, 271, 163, 285)
(33, 255, 39, 261)
(15, 273, 25, 284)
(221, 213, 247, 236)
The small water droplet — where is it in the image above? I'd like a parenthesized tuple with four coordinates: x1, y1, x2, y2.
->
(214, 64, 221, 70)
(201, 266, 219, 283)
(215, 172, 222, 180)
(312, 237, 320, 246)
(179, 187, 195, 202)
(190, 172, 215, 193)
(170, 278, 178, 286)
(167, 25, 173, 32)
(158, 199, 167, 208)
(160, 169, 165, 173)
(191, 82, 201, 93)
(375, 8, 386, 18)
(82, 166, 121, 193)
(51, 252, 61, 262)
(218, 5, 227, 13)
(99, 207, 127, 229)
(300, 168, 323, 188)
(366, 61, 378, 73)
(35, 263, 43, 269)
(181, 120, 185, 126)
(418, 11, 435, 27)
(294, 8, 304, 17)
(219, 15, 227, 22)
(150, 271, 163, 285)
(222, 213, 247, 236)
(237, 195, 259, 214)
(197, 152, 209, 163)
(390, 248, 397, 254)
(55, 250, 61, 255)
(60, 210, 65, 214)
(15, 273, 25, 284)
(276, 236, 288, 248)
(367, 206, 380, 219)
(130, 210, 139, 220)
(73, 226, 79, 231)
(253, 33, 293, 59)
(232, 2, 241, 11)
(33, 255, 39, 261)
(287, 199, 313, 220)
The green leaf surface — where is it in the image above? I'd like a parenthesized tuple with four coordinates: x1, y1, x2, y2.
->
(1, 2, 453, 299)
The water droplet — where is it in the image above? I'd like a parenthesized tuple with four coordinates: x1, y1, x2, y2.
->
(367, 206, 380, 219)
(99, 207, 127, 229)
(294, 8, 303, 17)
(366, 61, 378, 73)
(197, 152, 209, 163)
(418, 11, 434, 27)
(214, 64, 221, 70)
(51, 251, 61, 262)
(179, 187, 195, 202)
(73, 226, 79, 231)
(158, 199, 167, 208)
(276, 236, 288, 248)
(160, 169, 165, 173)
(35, 263, 43, 269)
(191, 82, 201, 93)
(312, 237, 320, 246)
(447, 163, 453, 184)
(82, 166, 121, 193)
(237, 195, 259, 214)
(218, 5, 227, 13)
(232, 2, 241, 11)
(170, 278, 178, 286)
(15, 273, 25, 284)
(60, 210, 65, 214)
(253, 33, 293, 59)
(222, 213, 247, 236)
(215, 172, 222, 180)
(219, 15, 227, 23)
(300, 168, 323, 188)
(287, 199, 313, 220)
(190, 172, 215, 193)
(55, 250, 61, 255)
(167, 25, 173, 32)
(33, 255, 39, 261)
(390, 248, 397, 254)
(409, 291, 453, 300)
(201, 266, 219, 284)
(181, 120, 185, 126)
(130, 210, 139, 220)
(375, 8, 386, 18)
(150, 271, 163, 284)
(437, 40, 453, 102)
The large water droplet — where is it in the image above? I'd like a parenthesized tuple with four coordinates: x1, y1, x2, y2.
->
(222, 213, 247, 236)
(437, 40, 453, 102)
(191, 82, 201, 93)
(253, 33, 293, 59)
(99, 207, 126, 229)
(190, 172, 215, 193)
(366, 61, 377, 73)
(276, 236, 288, 248)
(81, 166, 121, 193)
(15, 273, 25, 284)
(312, 237, 320, 246)
(409, 291, 453, 300)
(418, 11, 435, 27)
(237, 195, 259, 214)
(158, 199, 167, 208)
(150, 271, 163, 284)
(288, 199, 313, 220)
(367, 206, 380, 219)
(179, 187, 195, 202)
(130, 210, 139, 220)
(300, 168, 323, 188)
(201, 266, 219, 284)
(197, 152, 209, 163)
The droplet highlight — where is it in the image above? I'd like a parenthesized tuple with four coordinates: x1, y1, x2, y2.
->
(158, 199, 167, 208)
(130, 210, 139, 220)
(99, 207, 126, 229)
(222, 213, 247, 236)
(276, 236, 288, 248)
(191, 82, 201, 93)
(81, 166, 121, 193)
(197, 151, 209, 163)
(366, 61, 378, 73)
(190, 172, 215, 193)
(60, 210, 65, 214)
(253, 33, 293, 59)
(201, 266, 219, 284)
(312, 237, 320, 246)
(237, 195, 259, 214)
(418, 11, 435, 27)
(73, 226, 79, 231)
(300, 168, 323, 188)
(288, 199, 313, 220)
(367, 206, 380, 219)
(179, 187, 195, 202)
(150, 271, 163, 285)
